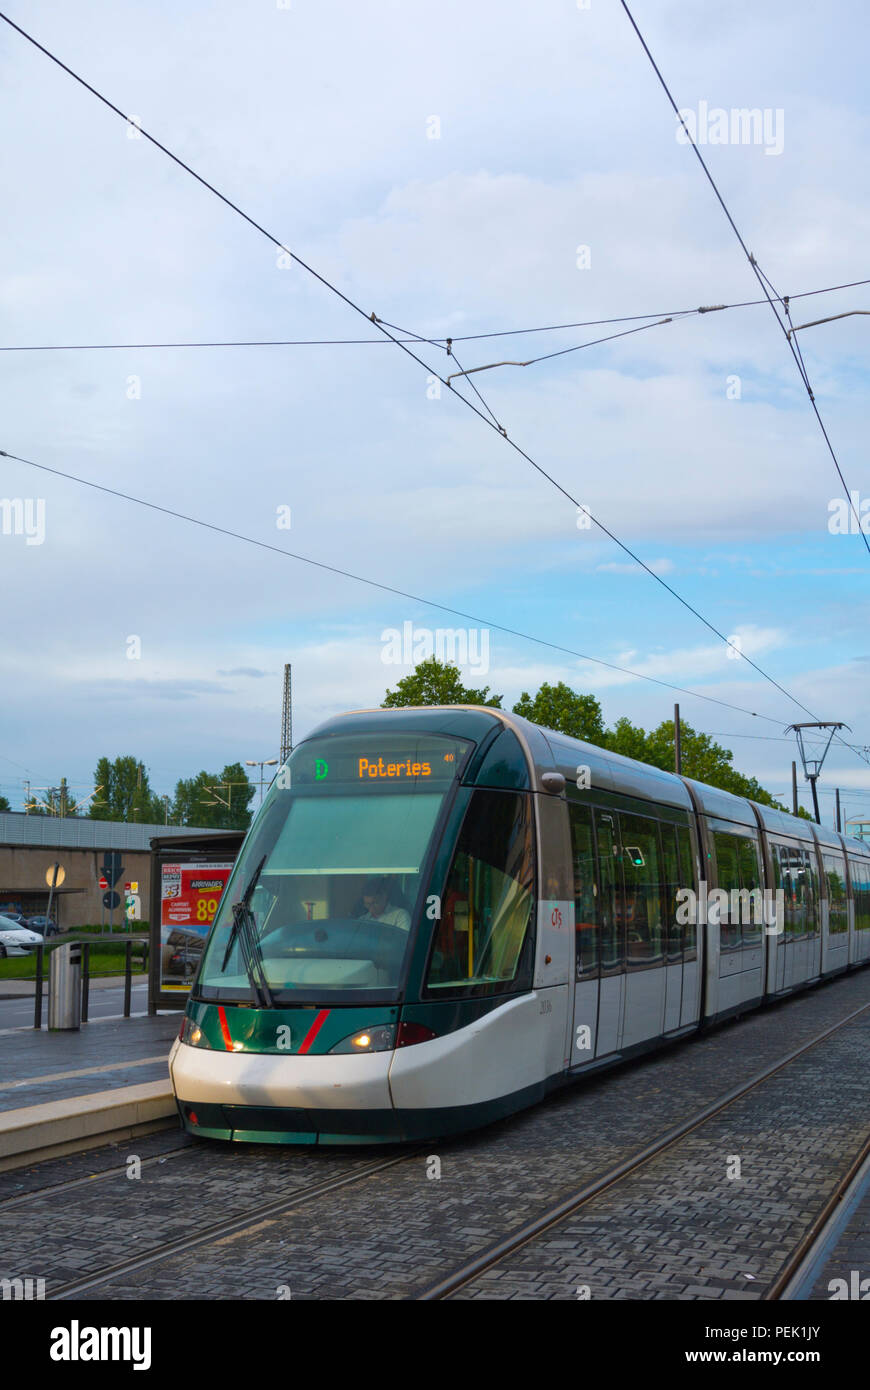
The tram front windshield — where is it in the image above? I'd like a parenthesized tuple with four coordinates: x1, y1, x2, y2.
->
(197, 733, 470, 1003)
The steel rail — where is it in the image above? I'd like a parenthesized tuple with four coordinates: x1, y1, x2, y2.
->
(416, 1000, 870, 1299)
(48, 1148, 420, 1299)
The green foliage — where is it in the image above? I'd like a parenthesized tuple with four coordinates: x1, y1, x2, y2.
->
(513, 682, 606, 743)
(602, 713, 796, 812)
(384, 663, 804, 813)
(0, 794, 10, 813)
(605, 715, 652, 764)
(90, 754, 255, 828)
(508, 678, 805, 815)
(172, 763, 255, 829)
(382, 656, 502, 709)
(90, 756, 162, 822)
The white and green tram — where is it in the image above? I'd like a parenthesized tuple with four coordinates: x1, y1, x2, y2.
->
(170, 706, 870, 1144)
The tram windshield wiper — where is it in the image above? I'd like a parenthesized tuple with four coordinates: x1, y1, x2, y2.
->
(220, 855, 275, 1008)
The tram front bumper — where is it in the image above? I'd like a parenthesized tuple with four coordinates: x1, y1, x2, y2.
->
(169, 1037, 399, 1143)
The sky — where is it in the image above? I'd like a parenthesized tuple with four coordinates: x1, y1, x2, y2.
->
(1, 0, 868, 828)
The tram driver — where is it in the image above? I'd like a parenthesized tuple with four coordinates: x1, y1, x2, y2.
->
(358, 876, 411, 933)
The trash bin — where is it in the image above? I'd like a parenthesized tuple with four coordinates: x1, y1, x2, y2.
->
(48, 942, 81, 1030)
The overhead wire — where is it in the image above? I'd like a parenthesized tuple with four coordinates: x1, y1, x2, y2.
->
(619, 0, 870, 564)
(377, 313, 507, 431)
(3, 277, 868, 354)
(0, 9, 862, 760)
(0, 445, 802, 728)
(618, 0, 870, 779)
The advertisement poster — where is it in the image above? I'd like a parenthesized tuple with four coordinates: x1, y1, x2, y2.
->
(160, 861, 234, 990)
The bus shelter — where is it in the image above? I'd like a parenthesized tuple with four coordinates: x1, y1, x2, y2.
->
(148, 831, 243, 1012)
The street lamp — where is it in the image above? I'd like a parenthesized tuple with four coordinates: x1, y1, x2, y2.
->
(246, 759, 278, 805)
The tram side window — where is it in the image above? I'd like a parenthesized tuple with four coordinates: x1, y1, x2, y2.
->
(620, 813, 664, 966)
(675, 825, 697, 961)
(426, 791, 535, 993)
(850, 861, 870, 931)
(777, 844, 800, 940)
(713, 833, 742, 951)
(595, 812, 623, 974)
(737, 836, 764, 946)
(823, 854, 848, 935)
(793, 846, 810, 938)
(800, 839, 811, 939)
(569, 801, 599, 978)
(661, 826, 683, 964)
(770, 843, 783, 932)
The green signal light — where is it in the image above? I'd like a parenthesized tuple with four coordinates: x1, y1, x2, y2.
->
(315, 759, 329, 780)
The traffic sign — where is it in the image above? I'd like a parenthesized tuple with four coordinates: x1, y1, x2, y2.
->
(46, 864, 66, 888)
(99, 876, 109, 890)
(101, 853, 124, 887)
(102, 890, 121, 910)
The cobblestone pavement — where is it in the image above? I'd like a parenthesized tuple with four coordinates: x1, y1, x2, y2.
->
(0, 970, 867, 1300)
(0, 1142, 388, 1287)
(806, 1164, 870, 1301)
(451, 1010, 869, 1300)
(0, 1127, 193, 1202)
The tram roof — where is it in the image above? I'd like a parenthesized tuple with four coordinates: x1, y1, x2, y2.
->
(302, 708, 870, 854)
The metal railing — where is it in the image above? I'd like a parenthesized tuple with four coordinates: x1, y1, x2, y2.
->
(30, 938, 149, 1028)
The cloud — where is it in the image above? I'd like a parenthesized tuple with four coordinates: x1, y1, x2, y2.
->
(595, 558, 675, 575)
(1, 0, 868, 819)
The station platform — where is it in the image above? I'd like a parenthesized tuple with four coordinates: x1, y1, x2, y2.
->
(0, 1012, 179, 1172)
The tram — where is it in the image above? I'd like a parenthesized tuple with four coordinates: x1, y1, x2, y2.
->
(169, 705, 870, 1144)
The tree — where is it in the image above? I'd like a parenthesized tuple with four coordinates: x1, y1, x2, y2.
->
(513, 682, 606, 743)
(0, 794, 10, 813)
(607, 716, 796, 814)
(90, 756, 162, 822)
(603, 716, 651, 764)
(512, 682, 802, 815)
(382, 657, 502, 708)
(172, 764, 254, 829)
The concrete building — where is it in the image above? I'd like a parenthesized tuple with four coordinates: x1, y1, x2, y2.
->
(0, 813, 225, 929)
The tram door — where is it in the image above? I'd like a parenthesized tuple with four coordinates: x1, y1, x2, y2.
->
(593, 811, 625, 1057)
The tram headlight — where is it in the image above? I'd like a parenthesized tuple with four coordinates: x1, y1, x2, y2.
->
(329, 1024, 396, 1054)
(179, 1015, 213, 1048)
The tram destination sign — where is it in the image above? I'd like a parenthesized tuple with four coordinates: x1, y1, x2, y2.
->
(294, 735, 471, 790)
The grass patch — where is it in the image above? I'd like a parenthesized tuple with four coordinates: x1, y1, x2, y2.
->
(0, 940, 148, 980)
(71, 922, 150, 933)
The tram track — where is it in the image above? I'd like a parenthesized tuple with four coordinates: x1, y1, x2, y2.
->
(5, 992, 867, 1301)
(0, 1141, 193, 1210)
(416, 999, 870, 1300)
(767, 1143, 870, 1300)
(48, 1148, 422, 1299)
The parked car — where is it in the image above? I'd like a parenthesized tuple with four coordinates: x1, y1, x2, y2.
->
(0, 912, 28, 927)
(26, 916, 59, 937)
(0, 916, 43, 957)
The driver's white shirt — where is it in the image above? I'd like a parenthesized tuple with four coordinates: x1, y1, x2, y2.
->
(360, 905, 411, 932)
